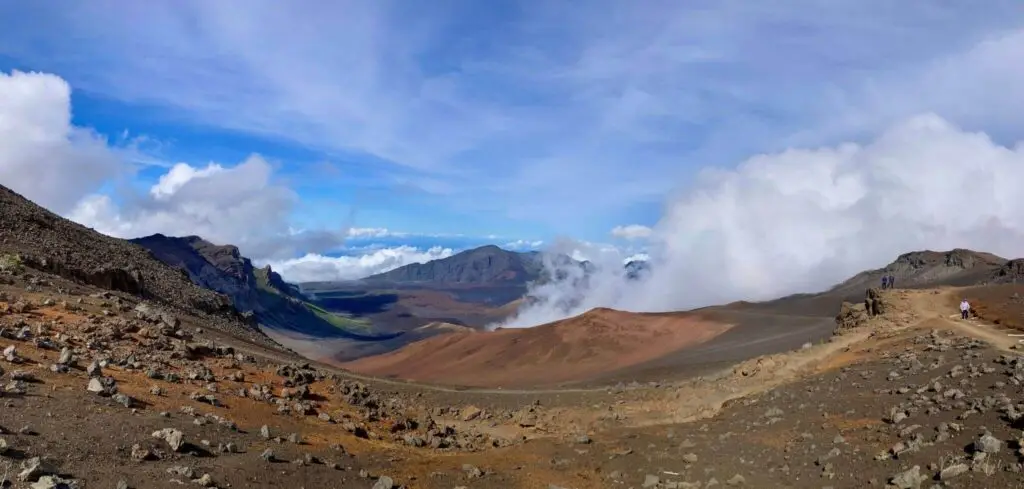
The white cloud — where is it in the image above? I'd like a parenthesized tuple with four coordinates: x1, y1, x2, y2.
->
(623, 253, 649, 264)
(0, 70, 124, 213)
(610, 224, 653, 240)
(346, 227, 404, 239)
(500, 113, 1024, 327)
(150, 162, 226, 199)
(503, 239, 544, 251)
(69, 155, 311, 259)
(264, 246, 454, 283)
(7, 4, 1023, 230)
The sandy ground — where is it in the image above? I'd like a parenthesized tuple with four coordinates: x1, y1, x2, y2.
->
(340, 308, 733, 388)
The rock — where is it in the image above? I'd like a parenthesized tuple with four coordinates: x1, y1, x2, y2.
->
(835, 301, 868, 332)
(18, 457, 58, 482)
(642, 474, 660, 488)
(260, 448, 275, 462)
(889, 465, 926, 489)
(682, 453, 698, 463)
(57, 347, 73, 365)
(193, 474, 214, 487)
(152, 428, 185, 452)
(86, 377, 117, 396)
(86, 361, 102, 377)
(939, 463, 968, 480)
(726, 474, 746, 486)
(975, 433, 1002, 454)
(574, 434, 591, 444)
(116, 480, 129, 489)
(3, 345, 19, 362)
(130, 444, 153, 461)
(260, 425, 271, 439)
(0, 437, 7, 455)
(287, 433, 301, 444)
(460, 406, 482, 421)
(168, 466, 195, 478)
(371, 476, 395, 489)
(463, 464, 483, 478)
(112, 393, 133, 408)
(29, 475, 76, 489)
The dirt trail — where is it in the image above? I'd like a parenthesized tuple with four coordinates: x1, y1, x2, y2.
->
(906, 287, 1021, 351)
(609, 288, 933, 429)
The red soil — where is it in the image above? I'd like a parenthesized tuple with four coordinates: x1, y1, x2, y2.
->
(341, 307, 733, 388)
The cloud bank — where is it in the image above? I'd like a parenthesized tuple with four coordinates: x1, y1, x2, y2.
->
(499, 114, 1024, 327)
(262, 246, 454, 283)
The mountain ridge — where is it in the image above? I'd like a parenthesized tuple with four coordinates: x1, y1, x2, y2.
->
(0, 183, 274, 346)
(131, 233, 391, 341)
(362, 245, 545, 284)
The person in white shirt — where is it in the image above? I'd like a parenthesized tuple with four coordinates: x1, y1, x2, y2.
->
(960, 299, 970, 320)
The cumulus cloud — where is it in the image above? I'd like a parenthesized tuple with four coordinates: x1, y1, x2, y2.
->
(0, 70, 124, 213)
(610, 225, 653, 240)
(264, 246, 454, 283)
(68, 156, 314, 259)
(499, 114, 1024, 327)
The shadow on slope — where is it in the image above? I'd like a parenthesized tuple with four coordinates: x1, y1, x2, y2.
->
(131, 234, 398, 342)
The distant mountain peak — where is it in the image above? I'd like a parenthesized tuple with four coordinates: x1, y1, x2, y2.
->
(363, 244, 540, 285)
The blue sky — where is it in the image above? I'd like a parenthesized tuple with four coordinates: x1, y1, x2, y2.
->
(2, 1, 1024, 283)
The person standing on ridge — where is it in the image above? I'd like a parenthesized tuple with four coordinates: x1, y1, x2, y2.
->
(888, 275, 895, 289)
(960, 299, 971, 320)
(881, 275, 888, 289)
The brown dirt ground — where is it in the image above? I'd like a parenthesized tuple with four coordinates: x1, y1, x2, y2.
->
(962, 283, 1024, 331)
(9, 273, 1024, 488)
(339, 308, 733, 388)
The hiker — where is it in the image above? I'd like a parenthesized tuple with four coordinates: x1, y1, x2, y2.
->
(960, 299, 970, 320)
(881, 275, 888, 289)
(888, 275, 895, 289)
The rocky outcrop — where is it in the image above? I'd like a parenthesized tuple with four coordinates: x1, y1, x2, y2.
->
(829, 249, 1010, 295)
(835, 288, 886, 333)
(865, 287, 885, 316)
(991, 259, 1024, 284)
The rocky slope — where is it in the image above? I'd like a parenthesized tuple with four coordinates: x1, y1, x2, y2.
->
(0, 184, 269, 346)
(831, 248, 1010, 292)
(131, 234, 388, 341)
(729, 248, 1022, 318)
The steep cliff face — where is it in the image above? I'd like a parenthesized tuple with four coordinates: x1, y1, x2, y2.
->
(132, 234, 387, 340)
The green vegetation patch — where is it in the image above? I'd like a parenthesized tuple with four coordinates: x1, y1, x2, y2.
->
(305, 302, 373, 332)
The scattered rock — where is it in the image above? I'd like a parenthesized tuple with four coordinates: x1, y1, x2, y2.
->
(889, 465, 926, 489)
(975, 433, 1003, 454)
(372, 476, 395, 489)
(152, 428, 185, 452)
(18, 457, 58, 482)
